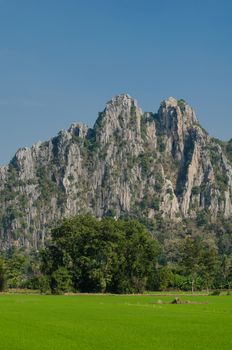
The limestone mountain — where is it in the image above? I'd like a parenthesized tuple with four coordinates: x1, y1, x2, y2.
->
(0, 94, 232, 249)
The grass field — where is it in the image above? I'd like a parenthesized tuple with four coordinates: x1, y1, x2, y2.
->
(0, 294, 231, 350)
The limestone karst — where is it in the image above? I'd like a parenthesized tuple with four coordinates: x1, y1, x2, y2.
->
(0, 94, 232, 248)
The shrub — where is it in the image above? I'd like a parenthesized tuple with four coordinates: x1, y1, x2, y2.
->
(209, 290, 221, 296)
(192, 186, 200, 195)
(51, 267, 73, 295)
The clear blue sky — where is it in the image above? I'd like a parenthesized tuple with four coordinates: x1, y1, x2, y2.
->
(0, 0, 231, 164)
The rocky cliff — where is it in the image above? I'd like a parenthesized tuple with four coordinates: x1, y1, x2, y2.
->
(1, 94, 232, 249)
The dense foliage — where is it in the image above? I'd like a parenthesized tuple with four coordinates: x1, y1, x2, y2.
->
(41, 216, 160, 294)
(148, 215, 232, 291)
(1, 214, 232, 294)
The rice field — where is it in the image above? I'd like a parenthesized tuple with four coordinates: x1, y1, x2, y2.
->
(0, 293, 231, 350)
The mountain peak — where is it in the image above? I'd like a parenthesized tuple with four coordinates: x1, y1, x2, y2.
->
(68, 123, 89, 138)
(94, 94, 143, 144)
(105, 93, 140, 112)
(159, 97, 198, 130)
(164, 96, 178, 107)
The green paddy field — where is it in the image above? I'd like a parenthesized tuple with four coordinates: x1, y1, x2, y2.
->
(0, 294, 231, 350)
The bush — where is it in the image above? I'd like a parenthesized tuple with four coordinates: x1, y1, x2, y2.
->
(38, 275, 51, 294)
(148, 266, 173, 291)
(192, 186, 200, 196)
(51, 267, 73, 295)
(196, 211, 208, 227)
(209, 290, 221, 296)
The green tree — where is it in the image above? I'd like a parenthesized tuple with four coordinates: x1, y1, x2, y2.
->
(200, 239, 219, 292)
(42, 215, 159, 294)
(51, 267, 73, 294)
(148, 266, 173, 291)
(5, 251, 26, 288)
(0, 258, 7, 291)
(179, 236, 202, 292)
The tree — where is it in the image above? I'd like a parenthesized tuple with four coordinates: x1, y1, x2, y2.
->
(179, 236, 202, 292)
(200, 239, 219, 292)
(51, 267, 73, 294)
(217, 255, 232, 289)
(0, 258, 7, 291)
(179, 236, 219, 292)
(41, 215, 159, 294)
(148, 266, 173, 291)
(5, 250, 26, 288)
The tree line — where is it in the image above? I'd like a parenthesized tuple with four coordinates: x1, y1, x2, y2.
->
(1, 215, 232, 294)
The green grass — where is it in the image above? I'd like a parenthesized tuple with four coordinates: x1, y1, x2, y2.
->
(0, 294, 232, 350)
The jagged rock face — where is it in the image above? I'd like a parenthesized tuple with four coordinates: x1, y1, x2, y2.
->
(0, 94, 232, 249)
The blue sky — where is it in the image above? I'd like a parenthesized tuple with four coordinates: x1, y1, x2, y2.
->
(0, 0, 231, 164)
